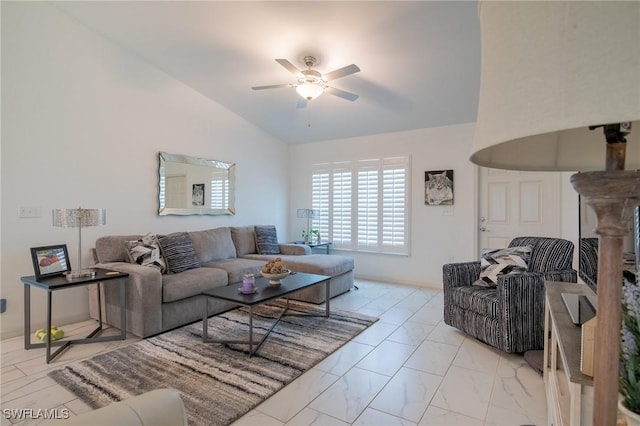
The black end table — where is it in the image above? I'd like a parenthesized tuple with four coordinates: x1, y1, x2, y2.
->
(21, 268, 129, 363)
(292, 241, 333, 254)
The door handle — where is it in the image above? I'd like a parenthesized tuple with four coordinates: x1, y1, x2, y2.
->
(480, 227, 489, 232)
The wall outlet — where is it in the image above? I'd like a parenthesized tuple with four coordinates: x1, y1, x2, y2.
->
(19, 206, 42, 218)
(0, 299, 6, 313)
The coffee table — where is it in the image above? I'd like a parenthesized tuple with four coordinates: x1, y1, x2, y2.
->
(201, 272, 331, 356)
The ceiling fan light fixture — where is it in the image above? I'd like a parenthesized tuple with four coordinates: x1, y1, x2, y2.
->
(296, 83, 324, 101)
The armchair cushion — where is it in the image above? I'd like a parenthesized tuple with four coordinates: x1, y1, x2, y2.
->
(474, 246, 532, 287)
(452, 286, 499, 318)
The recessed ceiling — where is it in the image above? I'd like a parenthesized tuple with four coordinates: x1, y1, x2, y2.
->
(53, 1, 481, 144)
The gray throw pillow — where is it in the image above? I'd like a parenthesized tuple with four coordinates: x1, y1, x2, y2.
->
(473, 245, 532, 287)
(254, 225, 280, 255)
(157, 232, 200, 274)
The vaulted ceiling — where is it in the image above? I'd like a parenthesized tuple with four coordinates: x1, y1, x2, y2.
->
(54, 1, 481, 144)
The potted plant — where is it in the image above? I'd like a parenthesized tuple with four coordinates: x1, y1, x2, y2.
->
(620, 277, 640, 425)
(311, 229, 320, 244)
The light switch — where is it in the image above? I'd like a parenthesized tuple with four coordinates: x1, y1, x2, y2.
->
(442, 207, 454, 216)
(19, 206, 42, 218)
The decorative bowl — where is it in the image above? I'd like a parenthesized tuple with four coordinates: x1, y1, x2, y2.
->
(260, 270, 290, 285)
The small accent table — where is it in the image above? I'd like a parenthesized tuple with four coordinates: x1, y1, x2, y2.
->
(292, 241, 333, 254)
(201, 272, 331, 356)
(21, 268, 129, 363)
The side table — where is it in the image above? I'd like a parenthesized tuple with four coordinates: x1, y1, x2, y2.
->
(21, 268, 129, 363)
(292, 241, 333, 254)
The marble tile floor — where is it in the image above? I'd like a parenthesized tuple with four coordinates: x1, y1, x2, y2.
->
(0, 280, 547, 425)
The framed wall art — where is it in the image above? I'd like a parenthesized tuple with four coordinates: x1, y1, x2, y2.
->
(192, 183, 205, 206)
(30, 244, 71, 279)
(425, 169, 454, 206)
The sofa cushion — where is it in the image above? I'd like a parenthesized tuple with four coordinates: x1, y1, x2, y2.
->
(451, 286, 499, 318)
(189, 227, 236, 263)
(254, 225, 280, 255)
(157, 233, 200, 274)
(230, 226, 257, 256)
(243, 254, 354, 277)
(95, 235, 143, 263)
(201, 258, 266, 284)
(473, 246, 531, 288)
(162, 267, 228, 303)
(125, 233, 167, 273)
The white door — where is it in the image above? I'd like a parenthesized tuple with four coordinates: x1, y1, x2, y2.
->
(478, 167, 561, 252)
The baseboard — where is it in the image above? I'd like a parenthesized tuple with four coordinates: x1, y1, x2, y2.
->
(354, 274, 442, 290)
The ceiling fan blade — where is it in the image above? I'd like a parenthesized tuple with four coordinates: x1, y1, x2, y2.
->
(251, 83, 294, 90)
(325, 86, 359, 101)
(323, 64, 360, 81)
(296, 98, 308, 109)
(275, 59, 303, 77)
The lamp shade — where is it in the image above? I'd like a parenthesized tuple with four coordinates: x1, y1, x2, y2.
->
(52, 208, 106, 228)
(296, 208, 318, 219)
(296, 83, 324, 101)
(470, 1, 640, 171)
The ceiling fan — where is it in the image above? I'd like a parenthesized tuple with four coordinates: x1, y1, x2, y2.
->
(252, 56, 360, 107)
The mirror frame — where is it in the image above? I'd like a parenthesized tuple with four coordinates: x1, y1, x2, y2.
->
(158, 152, 236, 216)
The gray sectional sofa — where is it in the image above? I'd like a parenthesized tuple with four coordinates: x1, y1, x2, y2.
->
(90, 226, 354, 338)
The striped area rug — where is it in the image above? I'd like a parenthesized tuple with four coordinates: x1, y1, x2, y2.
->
(49, 300, 377, 426)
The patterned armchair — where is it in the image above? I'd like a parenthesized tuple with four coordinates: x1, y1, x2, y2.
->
(443, 237, 577, 353)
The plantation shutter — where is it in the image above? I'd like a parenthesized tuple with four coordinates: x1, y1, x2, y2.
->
(309, 156, 409, 255)
(382, 157, 408, 253)
(210, 179, 228, 210)
(332, 168, 352, 247)
(357, 160, 379, 250)
(311, 170, 330, 241)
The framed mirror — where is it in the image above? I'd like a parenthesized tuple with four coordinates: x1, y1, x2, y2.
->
(158, 152, 235, 216)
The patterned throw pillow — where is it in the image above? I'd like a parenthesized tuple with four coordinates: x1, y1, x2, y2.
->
(473, 246, 532, 288)
(254, 225, 280, 255)
(157, 232, 200, 274)
(125, 233, 166, 273)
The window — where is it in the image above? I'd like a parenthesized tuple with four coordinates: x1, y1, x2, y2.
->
(311, 156, 409, 255)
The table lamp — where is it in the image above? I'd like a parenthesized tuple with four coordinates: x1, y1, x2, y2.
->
(53, 208, 106, 280)
(469, 2, 640, 424)
(296, 208, 318, 244)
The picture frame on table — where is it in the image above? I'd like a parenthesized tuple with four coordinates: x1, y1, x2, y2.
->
(30, 244, 71, 280)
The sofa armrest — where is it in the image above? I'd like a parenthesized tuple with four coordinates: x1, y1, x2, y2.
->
(279, 244, 312, 255)
(442, 261, 481, 326)
(43, 388, 187, 426)
(95, 262, 163, 337)
(542, 268, 578, 283)
(442, 261, 481, 290)
(497, 272, 546, 352)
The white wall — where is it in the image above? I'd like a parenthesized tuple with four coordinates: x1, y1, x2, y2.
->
(0, 3, 289, 339)
(289, 124, 478, 287)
